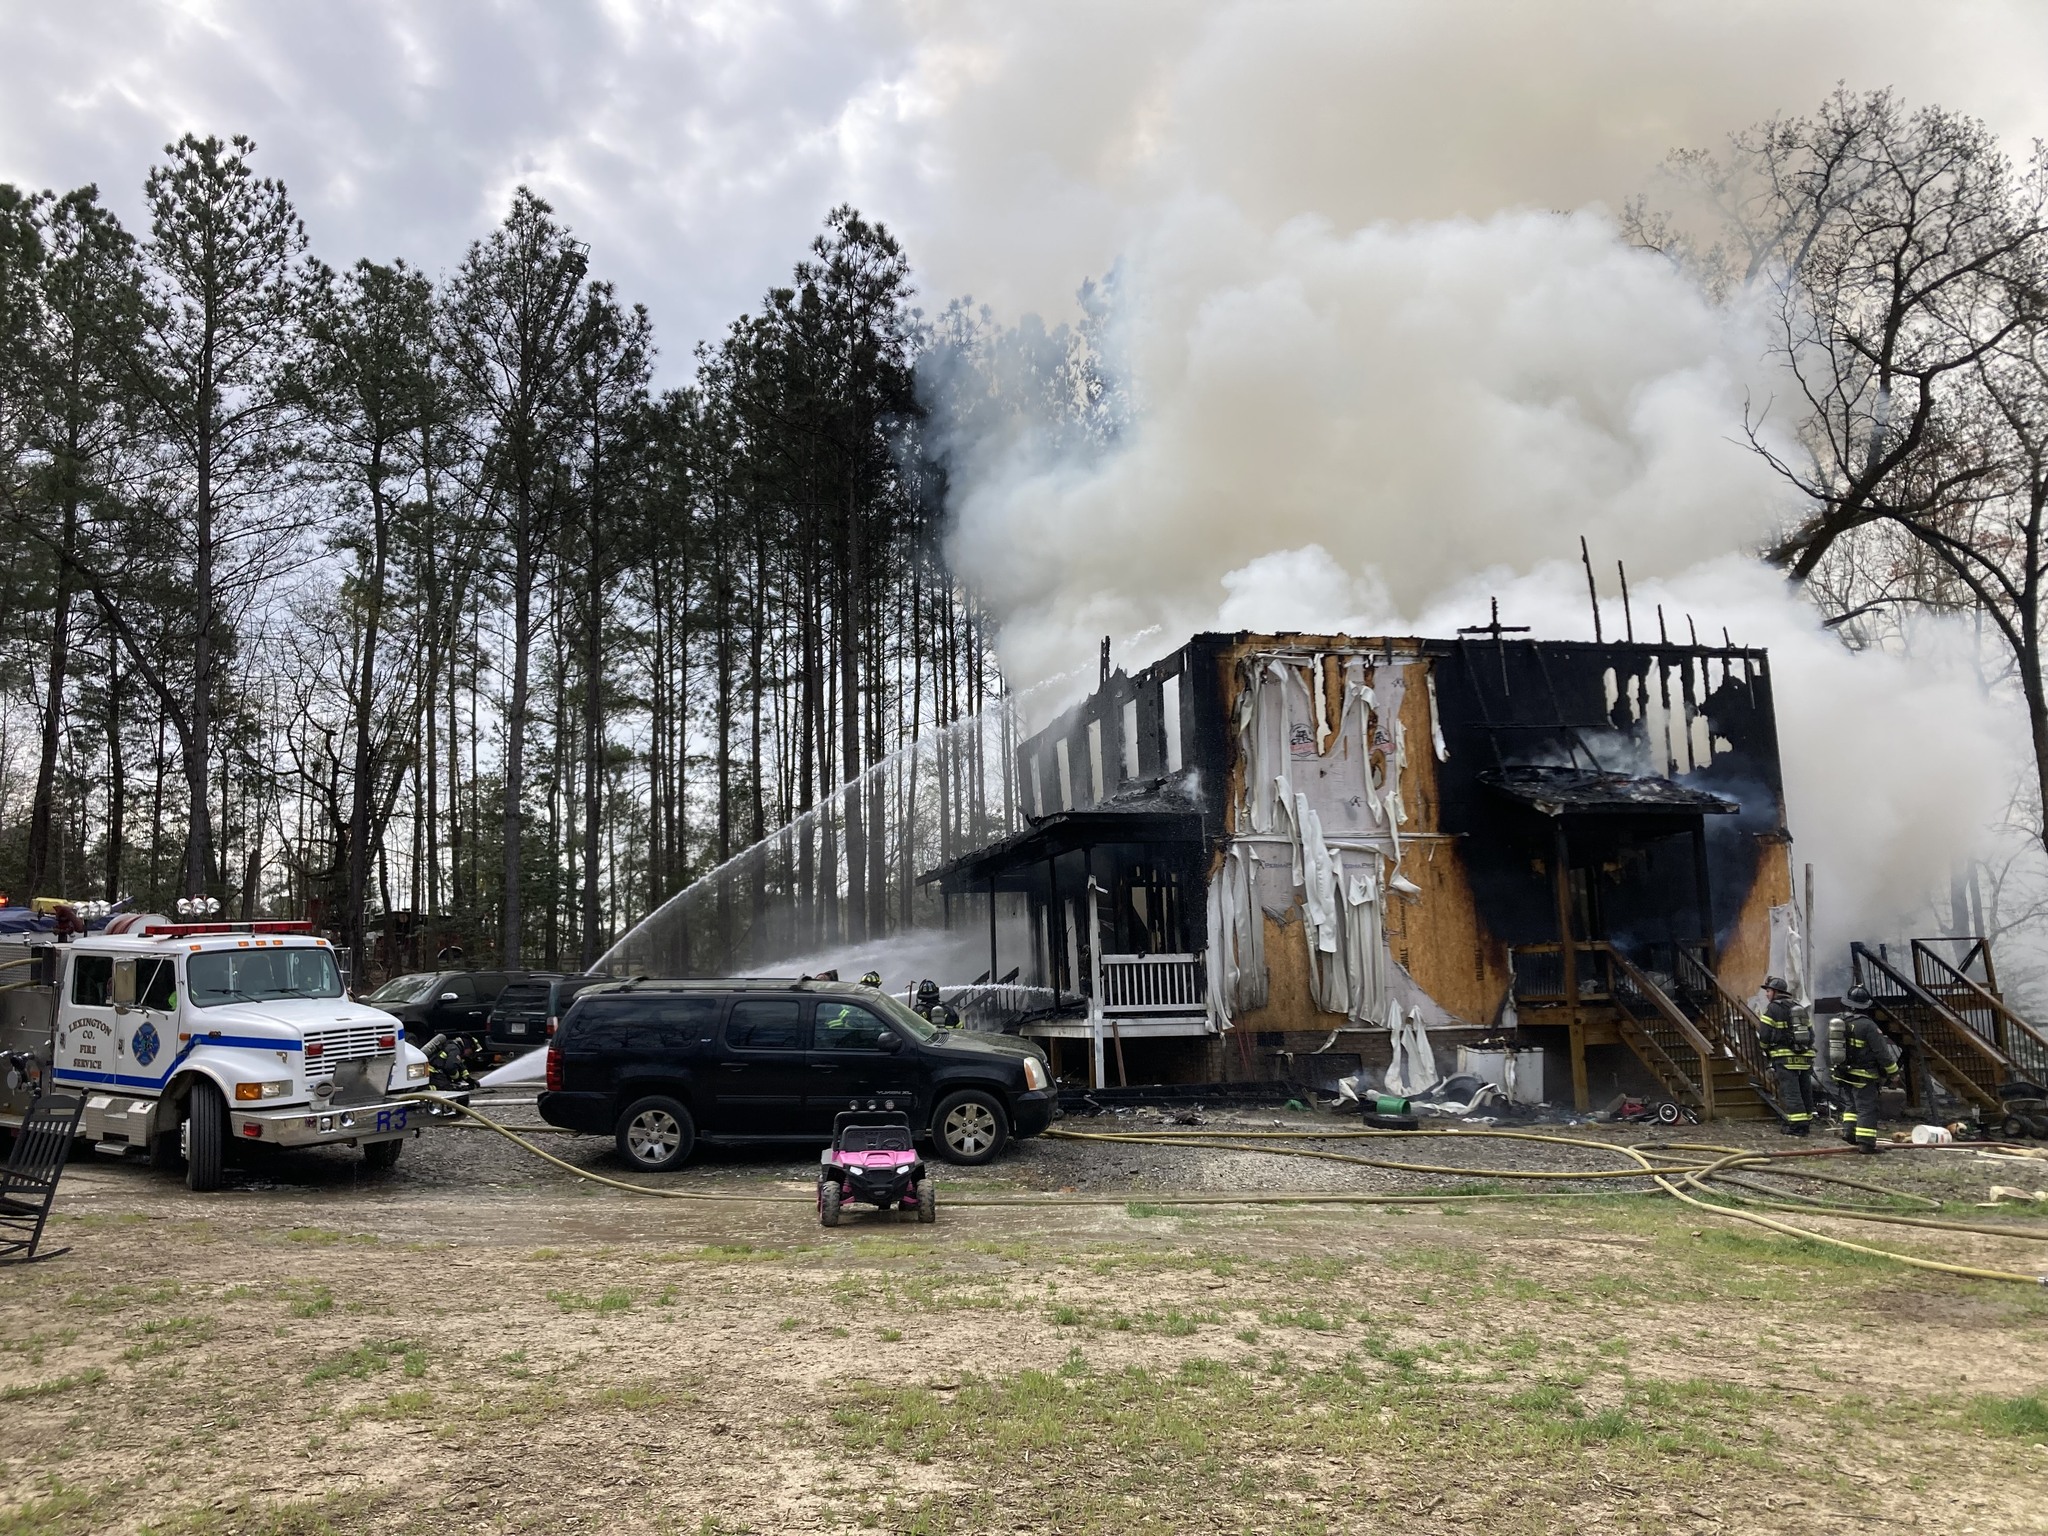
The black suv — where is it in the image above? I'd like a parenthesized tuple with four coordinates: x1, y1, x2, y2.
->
(361, 969, 512, 1044)
(538, 979, 1057, 1171)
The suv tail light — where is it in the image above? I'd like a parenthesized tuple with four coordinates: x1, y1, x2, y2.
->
(545, 1040, 563, 1092)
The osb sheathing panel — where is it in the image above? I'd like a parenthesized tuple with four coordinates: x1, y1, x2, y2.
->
(1235, 912, 1320, 1032)
(1386, 839, 1511, 1025)
(1215, 646, 1509, 1030)
(1212, 635, 1435, 839)
(1384, 659, 1508, 1025)
(1717, 836, 1794, 998)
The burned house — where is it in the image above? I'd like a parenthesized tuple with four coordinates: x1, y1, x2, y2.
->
(925, 628, 1803, 1115)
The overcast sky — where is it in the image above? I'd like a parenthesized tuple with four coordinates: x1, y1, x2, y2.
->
(3, 1, 2043, 386)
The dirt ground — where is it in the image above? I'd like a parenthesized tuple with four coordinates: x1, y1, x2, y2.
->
(5, 1101, 2048, 1535)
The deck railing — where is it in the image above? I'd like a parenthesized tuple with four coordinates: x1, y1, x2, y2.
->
(1909, 940, 2048, 1085)
(1099, 953, 1207, 1016)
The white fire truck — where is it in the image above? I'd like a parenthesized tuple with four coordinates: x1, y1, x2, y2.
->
(0, 915, 461, 1189)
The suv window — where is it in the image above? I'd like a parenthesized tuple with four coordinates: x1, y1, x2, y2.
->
(71, 954, 113, 1006)
(814, 1001, 895, 1052)
(638, 995, 722, 1046)
(724, 997, 806, 1051)
(443, 975, 477, 1003)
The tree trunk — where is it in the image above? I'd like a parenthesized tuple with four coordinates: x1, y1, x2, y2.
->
(503, 535, 532, 964)
(347, 448, 388, 956)
(104, 649, 125, 902)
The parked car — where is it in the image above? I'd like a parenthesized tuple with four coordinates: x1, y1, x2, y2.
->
(359, 969, 512, 1045)
(537, 978, 1057, 1172)
(481, 974, 615, 1061)
(484, 973, 565, 1059)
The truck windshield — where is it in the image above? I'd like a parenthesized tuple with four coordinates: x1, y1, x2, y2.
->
(362, 973, 436, 1004)
(187, 948, 345, 1008)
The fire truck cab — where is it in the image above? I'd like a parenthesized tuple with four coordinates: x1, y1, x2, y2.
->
(0, 917, 460, 1190)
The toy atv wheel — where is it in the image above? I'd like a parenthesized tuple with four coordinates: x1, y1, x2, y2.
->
(615, 1096, 695, 1172)
(185, 1080, 227, 1192)
(932, 1090, 1009, 1165)
(916, 1181, 936, 1224)
(821, 1182, 843, 1227)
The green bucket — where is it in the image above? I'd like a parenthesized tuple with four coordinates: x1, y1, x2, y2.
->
(1372, 1093, 1410, 1115)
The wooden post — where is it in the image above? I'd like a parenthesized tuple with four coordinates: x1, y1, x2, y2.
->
(1690, 819, 1715, 968)
(1553, 819, 1589, 1112)
(987, 877, 998, 983)
(1087, 851, 1105, 1089)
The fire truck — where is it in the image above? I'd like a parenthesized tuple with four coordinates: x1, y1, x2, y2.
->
(0, 913, 461, 1190)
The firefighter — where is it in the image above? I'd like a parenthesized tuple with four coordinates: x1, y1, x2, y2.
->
(914, 978, 958, 1029)
(1757, 975, 1816, 1136)
(859, 970, 882, 989)
(1836, 985, 1903, 1154)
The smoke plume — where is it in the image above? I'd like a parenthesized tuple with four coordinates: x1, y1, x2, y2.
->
(910, 2, 2041, 963)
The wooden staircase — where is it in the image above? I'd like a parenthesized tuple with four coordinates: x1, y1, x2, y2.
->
(1512, 941, 1776, 1120)
(1850, 940, 2048, 1112)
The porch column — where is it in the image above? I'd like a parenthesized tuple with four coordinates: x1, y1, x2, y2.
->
(988, 877, 998, 982)
(1690, 819, 1716, 968)
(1087, 848, 1106, 1089)
(1553, 818, 1590, 1113)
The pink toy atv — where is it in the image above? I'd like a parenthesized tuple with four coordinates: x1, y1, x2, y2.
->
(819, 1109, 934, 1226)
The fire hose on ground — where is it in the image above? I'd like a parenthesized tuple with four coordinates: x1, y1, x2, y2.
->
(423, 1096, 2048, 1285)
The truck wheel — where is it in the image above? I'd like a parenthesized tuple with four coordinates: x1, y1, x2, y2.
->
(614, 1096, 695, 1172)
(185, 1081, 227, 1192)
(363, 1138, 403, 1171)
(821, 1182, 842, 1227)
(932, 1090, 1009, 1166)
(917, 1180, 936, 1224)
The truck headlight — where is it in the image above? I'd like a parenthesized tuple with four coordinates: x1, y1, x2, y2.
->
(406, 1062, 431, 1082)
(1022, 1056, 1048, 1091)
(234, 1080, 293, 1102)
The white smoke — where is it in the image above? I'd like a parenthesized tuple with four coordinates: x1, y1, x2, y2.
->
(946, 203, 1786, 681)
(908, 9, 2042, 966)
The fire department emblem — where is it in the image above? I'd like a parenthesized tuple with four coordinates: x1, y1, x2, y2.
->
(132, 1021, 161, 1067)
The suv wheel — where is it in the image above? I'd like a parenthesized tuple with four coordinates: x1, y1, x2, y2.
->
(615, 1096, 695, 1172)
(932, 1090, 1008, 1165)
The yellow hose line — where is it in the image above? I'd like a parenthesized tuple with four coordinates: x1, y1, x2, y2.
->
(436, 1098, 804, 1202)
(1050, 1125, 2048, 1284)
(431, 1098, 1622, 1210)
(429, 1099, 2048, 1279)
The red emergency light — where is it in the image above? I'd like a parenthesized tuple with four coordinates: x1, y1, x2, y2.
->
(141, 920, 317, 939)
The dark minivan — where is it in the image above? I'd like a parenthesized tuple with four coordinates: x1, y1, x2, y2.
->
(537, 979, 1058, 1170)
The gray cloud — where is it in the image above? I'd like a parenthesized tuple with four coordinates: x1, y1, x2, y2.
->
(4, 2, 2042, 378)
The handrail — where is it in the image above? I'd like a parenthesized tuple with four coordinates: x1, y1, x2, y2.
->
(1601, 946, 1721, 1064)
(1911, 941, 2048, 1083)
(1671, 946, 1783, 1116)
(1599, 944, 1718, 1118)
(1851, 943, 2007, 1110)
